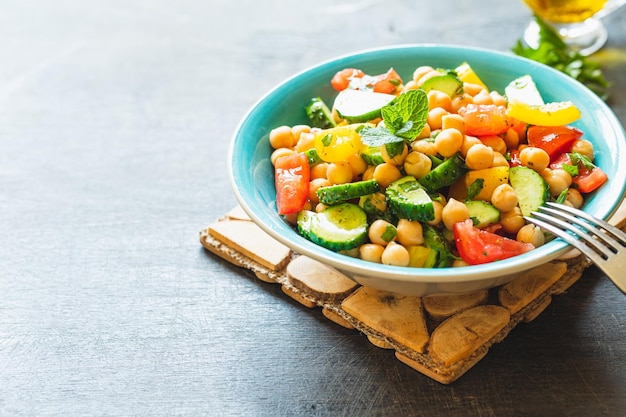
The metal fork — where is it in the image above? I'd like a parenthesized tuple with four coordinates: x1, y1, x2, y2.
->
(524, 201, 626, 294)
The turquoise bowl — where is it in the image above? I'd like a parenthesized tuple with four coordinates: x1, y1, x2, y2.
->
(228, 44, 626, 296)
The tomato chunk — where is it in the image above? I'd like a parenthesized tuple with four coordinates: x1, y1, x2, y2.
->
(453, 219, 534, 265)
(331, 68, 365, 92)
(458, 104, 510, 136)
(573, 167, 608, 193)
(275, 153, 310, 215)
(371, 67, 403, 94)
(527, 125, 583, 161)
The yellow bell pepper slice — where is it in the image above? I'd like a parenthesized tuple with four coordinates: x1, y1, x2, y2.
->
(507, 100, 581, 126)
(455, 62, 488, 90)
(314, 125, 364, 163)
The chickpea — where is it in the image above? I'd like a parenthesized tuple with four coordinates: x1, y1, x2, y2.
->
(359, 243, 385, 263)
(490, 91, 507, 107)
(403, 151, 432, 179)
(415, 123, 431, 140)
(412, 138, 438, 156)
(402, 79, 419, 92)
(435, 128, 464, 158)
(427, 90, 453, 112)
(441, 114, 465, 135)
(283, 201, 311, 225)
(368, 219, 397, 246)
(270, 147, 294, 166)
(452, 259, 470, 268)
(381, 142, 408, 165)
(396, 219, 424, 247)
(517, 224, 545, 247)
(381, 241, 410, 267)
(472, 89, 494, 105)
(442, 198, 470, 231)
(564, 188, 584, 208)
(502, 128, 520, 150)
(373, 163, 403, 188)
(520, 146, 550, 172)
(480, 135, 507, 155)
(465, 143, 494, 170)
(571, 139, 595, 161)
(308, 178, 331, 204)
(427, 107, 449, 130)
(541, 168, 572, 197)
(451, 94, 473, 113)
(310, 162, 329, 180)
(460, 135, 482, 157)
(413, 65, 435, 83)
(500, 207, 525, 234)
(463, 82, 486, 97)
(269, 125, 296, 149)
(426, 201, 444, 226)
(315, 203, 329, 213)
(361, 165, 376, 181)
(291, 124, 311, 140)
(346, 153, 368, 177)
(491, 184, 518, 212)
(326, 161, 353, 184)
(294, 131, 315, 152)
(491, 152, 509, 167)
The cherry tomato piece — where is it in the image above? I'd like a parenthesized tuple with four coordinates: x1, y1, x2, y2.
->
(331, 68, 365, 92)
(458, 104, 511, 136)
(453, 219, 534, 265)
(527, 125, 583, 161)
(275, 153, 310, 215)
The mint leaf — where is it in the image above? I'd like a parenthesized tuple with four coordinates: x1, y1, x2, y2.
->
(359, 126, 404, 146)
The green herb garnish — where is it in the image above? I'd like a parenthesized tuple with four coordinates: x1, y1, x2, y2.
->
(359, 89, 429, 146)
(512, 16, 610, 99)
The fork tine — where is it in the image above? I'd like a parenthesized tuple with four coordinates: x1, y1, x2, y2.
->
(526, 211, 615, 260)
(538, 205, 623, 254)
(545, 202, 626, 247)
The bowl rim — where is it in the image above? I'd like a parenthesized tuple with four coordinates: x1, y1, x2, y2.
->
(228, 43, 626, 285)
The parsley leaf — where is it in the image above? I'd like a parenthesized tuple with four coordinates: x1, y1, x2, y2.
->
(360, 89, 429, 146)
(512, 16, 610, 100)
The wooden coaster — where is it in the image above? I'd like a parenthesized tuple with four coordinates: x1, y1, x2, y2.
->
(200, 200, 626, 384)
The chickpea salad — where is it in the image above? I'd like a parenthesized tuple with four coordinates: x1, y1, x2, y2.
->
(268, 62, 608, 268)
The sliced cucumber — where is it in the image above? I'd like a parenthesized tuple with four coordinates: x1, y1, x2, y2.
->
(423, 224, 455, 268)
(509, 166, 550, 216)
(466, 200, 500, 229)
(305, 96, 336, 129)
(297, 203, 368, 251)
(359, 192, 387, 219)
(317, 179, 381, 205)
(385, 176, 434, 222)
(421, 73, 463, 97)
(418, 152, 468, 193)
(360, 145, 385, 166)
(333, 89, 397, 123)
(505, 74, 544, 106)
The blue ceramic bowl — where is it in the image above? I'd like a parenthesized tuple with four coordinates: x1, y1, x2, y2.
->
(228, 44, 626, 296)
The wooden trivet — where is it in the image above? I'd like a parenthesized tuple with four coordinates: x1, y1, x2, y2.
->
(200, 201, 626, 384)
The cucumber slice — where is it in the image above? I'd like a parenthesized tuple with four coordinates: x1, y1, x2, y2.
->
(333, 89, 396, 123)
(386, 176, 434, 222)
(359, 145, 385, 166)
(358, 192, 387, 219)
(305, 97, 336, 129)
(316, 179, 381, 205)
(423, 224, 455, 268)
(466, 200, 500, 229)
(418, 153, 468, 193)
(505, 74, 544, 106)
(509, 166, 549, 216)
(421, 73, 463, 97)
(297, 203, 368, 251)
